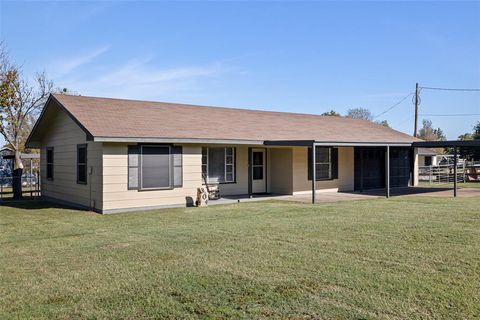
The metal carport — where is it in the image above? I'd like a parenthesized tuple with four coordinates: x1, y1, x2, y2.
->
(412, 140, 480, 198)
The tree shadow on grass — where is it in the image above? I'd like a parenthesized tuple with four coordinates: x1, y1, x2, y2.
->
(0, 198, 86, 212)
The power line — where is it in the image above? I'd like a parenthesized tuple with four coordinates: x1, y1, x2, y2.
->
(373, 92, 414, 120)
(420, 86, 480, 92)
(419, 113, 480, 117)
(395, 115, 415, 126)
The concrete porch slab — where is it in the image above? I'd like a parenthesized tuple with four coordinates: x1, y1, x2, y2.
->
(207, 187, 479, 206)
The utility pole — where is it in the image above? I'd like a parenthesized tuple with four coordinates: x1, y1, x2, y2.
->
(413, 82, 419, 137)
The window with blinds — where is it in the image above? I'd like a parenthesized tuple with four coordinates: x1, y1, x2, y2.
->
(128, 145, 183, 190)
(201, 147, 236, 183)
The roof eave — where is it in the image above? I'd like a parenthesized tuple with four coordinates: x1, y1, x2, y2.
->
(93, 137, 265, 145)
(94, 138, 415, 147)
(265, 140, 414, 147)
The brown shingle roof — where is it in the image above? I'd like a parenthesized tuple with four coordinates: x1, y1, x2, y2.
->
(49, 94, 417, 144)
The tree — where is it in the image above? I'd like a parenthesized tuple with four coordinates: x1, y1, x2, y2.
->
(458, 133, 473, 141)
(375, 120, 390, 128)
(433, 127, 446, 141)
(418, 119, 440, 141)
(0, 42, 53, 198)
(57, 87, 80, 96)
(473, 121, 480, 139)
(457, 122, 480, 160)
(346, 107, 373, 121)
(417, 119, 447, 154)
(321, 110, 341, 116)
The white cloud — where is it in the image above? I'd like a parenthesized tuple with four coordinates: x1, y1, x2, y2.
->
(97, 58, 223, 87)
(49, 45, 110, 78)
(58, 57, 228, 100)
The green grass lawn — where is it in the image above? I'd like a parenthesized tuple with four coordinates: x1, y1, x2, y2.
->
(1, 198, 479, 319)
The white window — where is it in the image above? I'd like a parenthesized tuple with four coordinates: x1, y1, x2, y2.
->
(202, 147, 235, 183)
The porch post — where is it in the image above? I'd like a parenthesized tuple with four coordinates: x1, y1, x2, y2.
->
(248, 147, 252, 197)
(453, 146, 457, 197)
(386, 145, 390, 198)
(312, 142, 316, 204)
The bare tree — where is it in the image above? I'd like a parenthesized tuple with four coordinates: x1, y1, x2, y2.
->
(0, 42, 53, 198)
(346, 107, 373, 121)
(417, 119, 443, 141)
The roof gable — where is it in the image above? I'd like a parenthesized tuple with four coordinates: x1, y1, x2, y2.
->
(25, 95, 93, 148)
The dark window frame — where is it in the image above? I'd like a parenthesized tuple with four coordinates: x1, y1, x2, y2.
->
(201, 147, 237, 184)
(308, 147, 338, 181)
(139, 144, 173, 191)
(77, 144, 88, 185)
(46, 147, 54, 181)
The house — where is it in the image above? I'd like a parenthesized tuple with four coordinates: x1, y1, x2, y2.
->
(26, 94, 419, 213)
(417, 148, 439, 166)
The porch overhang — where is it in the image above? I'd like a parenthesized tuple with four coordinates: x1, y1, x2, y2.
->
(412, 140, 480, 148)
(264, 140, 413, 147)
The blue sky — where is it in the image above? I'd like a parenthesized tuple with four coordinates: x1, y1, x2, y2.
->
(0, 1, 479, 145)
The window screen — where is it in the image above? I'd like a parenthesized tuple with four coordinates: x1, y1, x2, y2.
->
(173, 146, 183, 187)
(46, 147, 54, 180)
(141, 145, 171, 189)
(202, 147, 235, 183)
(128, 145, 139, 189)
(77, 144, 87, 184)
(202, 148, 208, 179)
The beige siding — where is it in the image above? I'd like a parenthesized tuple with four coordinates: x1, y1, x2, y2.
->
(40, 106, 103, 209)
(102, 143, 202, 211)
(98, 144, 355, 211)
(269, 148, 293, 194)
(292, 147, 354, 193)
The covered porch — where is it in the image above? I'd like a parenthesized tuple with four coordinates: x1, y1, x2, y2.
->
(264, 140, 416, 203)
(203, 143, 356, 200)
(208, 186, 480, 206)
(203, 139, 479, 205)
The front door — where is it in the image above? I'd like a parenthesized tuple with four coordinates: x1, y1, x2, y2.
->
(251, 149, 266, 194)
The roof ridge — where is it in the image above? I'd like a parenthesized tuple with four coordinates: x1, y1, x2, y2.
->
(52, 93, 365, 121)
